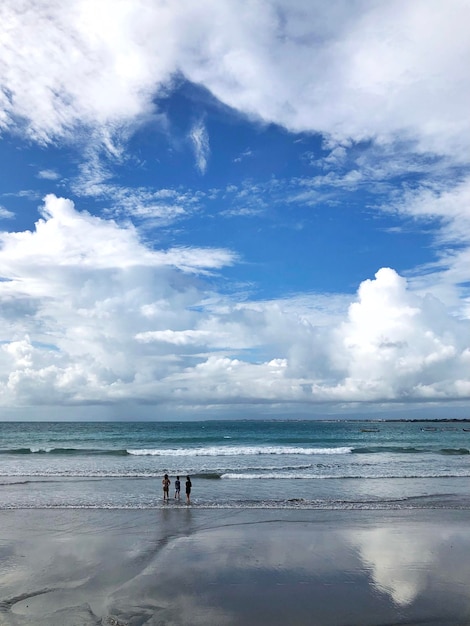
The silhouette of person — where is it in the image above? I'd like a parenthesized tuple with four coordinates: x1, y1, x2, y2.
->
(174, 475, 181, 499)
(185, 475, 192, 504)
(162, 473, 170, 501)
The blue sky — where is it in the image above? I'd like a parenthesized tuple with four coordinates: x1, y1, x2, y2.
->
(1, 0, 470, 420)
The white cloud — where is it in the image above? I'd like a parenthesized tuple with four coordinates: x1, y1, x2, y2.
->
(378, 175, 470, 316)
(69, 149, 205, 224)
(0, 205, 14, 219)
(0, 0, 177, 144)
(321, 268, 470, 402)
(392, 177, 470, 246)
(0, 195, 239, 406)
(136, 329, 214, 347)
(189, 118, 210, 174)
(1, 0, 469, 160)
(0, 199, 469, 411)
(0, 194, 234, 274)
(37, 169, 60, 180)
(233, 148, 253, 163)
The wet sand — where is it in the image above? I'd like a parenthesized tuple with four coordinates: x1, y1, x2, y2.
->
(1, 508, 470, 625)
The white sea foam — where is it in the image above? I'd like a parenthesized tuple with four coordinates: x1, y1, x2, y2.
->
(126, 446, 353, 456)
(222, 472, 321, 480)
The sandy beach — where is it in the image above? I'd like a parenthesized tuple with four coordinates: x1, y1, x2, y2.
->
(1, 508, 470, 625)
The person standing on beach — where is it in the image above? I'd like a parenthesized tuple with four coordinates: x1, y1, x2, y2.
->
(162, 474, 171, 501)
(174, 475, 181, 500)
(185, 475, 192, 504)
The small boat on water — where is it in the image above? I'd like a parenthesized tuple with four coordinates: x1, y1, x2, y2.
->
(361, 428, 379, 432)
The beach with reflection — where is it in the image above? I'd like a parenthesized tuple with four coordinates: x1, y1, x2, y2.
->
(1, 508, 470, 625)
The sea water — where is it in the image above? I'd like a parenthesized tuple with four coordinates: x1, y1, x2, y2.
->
(1, 420, 470, 510)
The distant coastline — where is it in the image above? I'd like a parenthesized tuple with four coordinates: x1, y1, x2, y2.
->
(369, 417, 470, 423)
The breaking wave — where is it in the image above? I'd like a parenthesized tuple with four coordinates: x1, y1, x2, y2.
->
(127, 446, 353, 456)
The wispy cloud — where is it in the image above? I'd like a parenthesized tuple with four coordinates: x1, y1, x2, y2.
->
(70, 149, 203, 225)
(37, 169, 60, 180)
(189, 118, 210, 174)
(233, 149, 253, 163)
(0, 205, 14, 219)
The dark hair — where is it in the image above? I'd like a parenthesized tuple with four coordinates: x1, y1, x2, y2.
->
(164, 474, 168, 478)
(176, 475, 179, 479)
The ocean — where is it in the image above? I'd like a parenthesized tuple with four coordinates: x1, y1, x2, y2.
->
(1, 420, 470, 510)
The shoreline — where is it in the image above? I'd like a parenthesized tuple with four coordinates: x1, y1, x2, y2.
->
(1, 508, 470, 625)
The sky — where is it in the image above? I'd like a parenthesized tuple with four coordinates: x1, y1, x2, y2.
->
(0, 0, 470, 421)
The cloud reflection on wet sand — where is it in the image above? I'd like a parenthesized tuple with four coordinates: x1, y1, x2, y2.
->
(1, 509, 470, 625)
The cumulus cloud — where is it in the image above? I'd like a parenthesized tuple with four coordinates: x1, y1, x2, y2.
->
(1, 0, 469, 159)
(0, 194, 234, 273)
(0, 197, 469, 411)
(323, 268, 470, 401)
(0, 195, 237, 406)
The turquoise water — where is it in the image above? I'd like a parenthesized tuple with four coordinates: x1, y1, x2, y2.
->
(1, 420, 470, 509)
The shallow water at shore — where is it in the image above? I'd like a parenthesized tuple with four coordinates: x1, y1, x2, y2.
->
(3, 474, 470, 511)
(2, 420, 470, 511)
